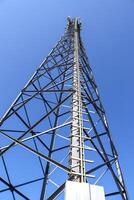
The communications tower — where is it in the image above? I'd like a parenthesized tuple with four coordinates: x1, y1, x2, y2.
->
(0, 18, 128, 200)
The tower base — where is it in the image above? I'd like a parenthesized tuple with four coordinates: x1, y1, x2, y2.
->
(65, 181, 105, 200)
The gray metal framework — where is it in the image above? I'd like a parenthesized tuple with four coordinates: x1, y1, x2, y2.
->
(0, 18, 128, 199)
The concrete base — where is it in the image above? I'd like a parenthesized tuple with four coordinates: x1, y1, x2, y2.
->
(65, 181, 105, 200)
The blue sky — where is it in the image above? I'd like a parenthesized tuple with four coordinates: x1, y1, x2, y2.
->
(0, 0, 133, 198)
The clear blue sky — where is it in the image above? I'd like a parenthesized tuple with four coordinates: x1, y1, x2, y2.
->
(0, 0, 133, 199)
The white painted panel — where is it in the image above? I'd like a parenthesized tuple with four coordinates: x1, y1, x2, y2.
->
(90, 185, 105, 200)
(65, 181, 90, 200)
(65, 181, 105, 200)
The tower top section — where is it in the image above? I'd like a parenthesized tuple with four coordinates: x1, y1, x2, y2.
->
(67, 17, 81, 31)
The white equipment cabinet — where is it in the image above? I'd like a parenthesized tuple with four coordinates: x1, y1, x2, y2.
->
(65, 181, 105, 200)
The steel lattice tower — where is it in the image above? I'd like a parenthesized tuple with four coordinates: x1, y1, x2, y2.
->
(0, 18, 128, 200)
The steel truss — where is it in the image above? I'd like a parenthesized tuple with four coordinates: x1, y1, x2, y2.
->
(0, 18, 128, 199)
